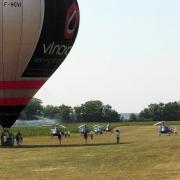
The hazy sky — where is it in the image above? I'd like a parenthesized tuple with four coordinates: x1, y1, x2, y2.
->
(35, 0, 180, 113)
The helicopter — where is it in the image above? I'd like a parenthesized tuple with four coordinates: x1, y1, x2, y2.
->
(93, 124, 103, 134)
(78, 124, 90, 134)
(153, 121, 177, 136)
(93, 123, 113, 133)
(37, 124, 66, 136)
(50, 125, 66, 136)
(78, 123, 113, 134)
(104, 123, 112, 132)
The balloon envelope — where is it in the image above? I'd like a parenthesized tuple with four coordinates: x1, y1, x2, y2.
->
(0, 0, 80, 127)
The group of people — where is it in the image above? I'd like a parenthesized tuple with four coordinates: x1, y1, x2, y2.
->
(1, 129, 23, 146)
(82, 126, 121, 144)
(0, 126, 121, 146)
(55, 128, 71, 145)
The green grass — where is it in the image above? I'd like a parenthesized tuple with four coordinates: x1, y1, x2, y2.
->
(8, 121, 180, 136)
(0, 124, 180, 179)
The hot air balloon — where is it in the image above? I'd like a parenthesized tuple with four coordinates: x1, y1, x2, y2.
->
(0, 0, 80, 128)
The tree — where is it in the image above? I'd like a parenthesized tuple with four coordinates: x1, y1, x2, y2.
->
(74, 106, 84, 122)
(74, 100, 120, 122)
(102, 104, 120, 122)
(139, 102, 180, 121)
(20, 98, 121, 123)
(19, 98, 43, 120)
(43, 105, 59, 119)
(102, 104, 112, 121)
(83, 100, 103, 122)
(129, 113, 138, 121)
(54, 105, 73, 123)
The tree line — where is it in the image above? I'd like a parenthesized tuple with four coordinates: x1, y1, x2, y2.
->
(19, 99, 180, 122)
(19, 98, 122, 123)
(129, 102, 180, 122)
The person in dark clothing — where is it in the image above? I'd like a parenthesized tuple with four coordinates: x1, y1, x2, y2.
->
(83, 126, 89, 144)
(84, 132, 88, 144)
(16, 130, 23, 145)
(57, 130, 62, 144)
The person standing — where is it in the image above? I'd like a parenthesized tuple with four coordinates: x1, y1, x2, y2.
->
(84, 131, 88, 144)
(115, 129, 120, 144)
(83, 126, 89, 144)
(90, 130, 93, 140)
(64, 131, 67, 138)
(57, 129, 62, 145)
(67, 130, 70, 137)
(16, 130, 23, 145)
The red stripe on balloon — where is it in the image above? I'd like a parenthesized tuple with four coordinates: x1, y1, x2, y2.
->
(0, 98, 31, 106)
(0, 80, 45, 89)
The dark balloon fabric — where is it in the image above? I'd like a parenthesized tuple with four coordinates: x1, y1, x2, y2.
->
(0, 0, 80, 127)
(22, 0, 80, 77)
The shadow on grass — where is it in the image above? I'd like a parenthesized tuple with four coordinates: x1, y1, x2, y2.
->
(1, 142, 130, 149)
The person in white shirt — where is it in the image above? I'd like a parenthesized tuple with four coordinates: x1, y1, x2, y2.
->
(115, 129, 120, 144)
(90, 130, 93, 140)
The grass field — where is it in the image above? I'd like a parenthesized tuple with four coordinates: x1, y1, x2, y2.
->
(1, 124, 180, 179)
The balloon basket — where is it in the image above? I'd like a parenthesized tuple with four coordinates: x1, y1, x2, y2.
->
(1, 138, 14, 147)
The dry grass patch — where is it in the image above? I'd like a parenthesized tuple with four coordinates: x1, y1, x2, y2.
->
(0, 126, 179, 179)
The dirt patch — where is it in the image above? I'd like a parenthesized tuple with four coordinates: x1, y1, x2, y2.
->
(32, 167, 60, 172)
(154, 163, 180, 171)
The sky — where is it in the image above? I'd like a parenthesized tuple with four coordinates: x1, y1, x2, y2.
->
(35, 0, 180, 113)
